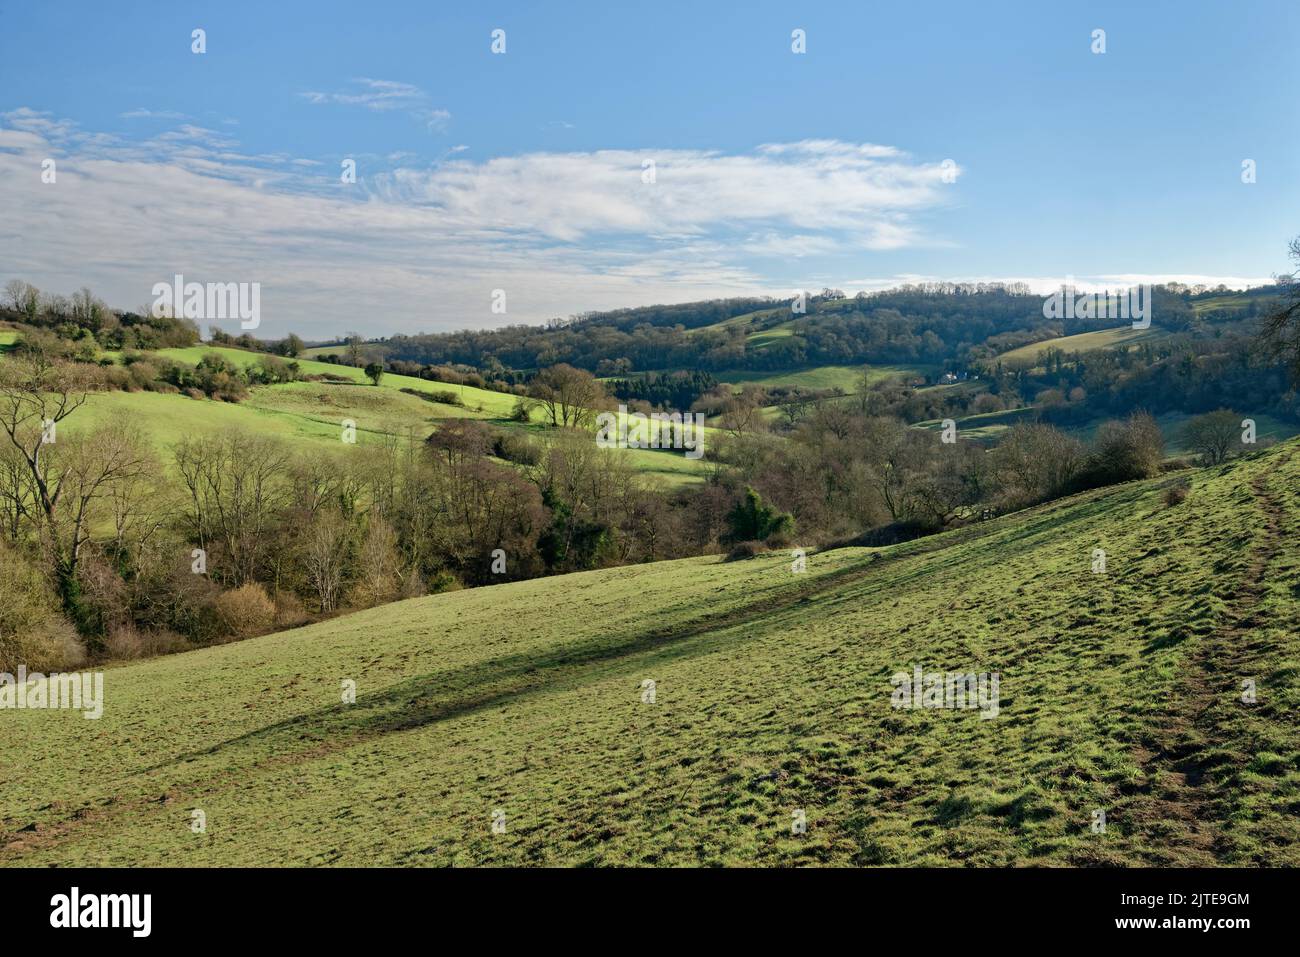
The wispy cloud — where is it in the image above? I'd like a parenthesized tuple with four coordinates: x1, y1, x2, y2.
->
(299, 78, 451, 135)
(423, 109, 451, 132)
(120, 108, 187, 120)
(1, 110, 961, 336)
(299, 77, 426, 111)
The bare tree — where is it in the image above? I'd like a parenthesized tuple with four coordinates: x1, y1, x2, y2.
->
(0, 356, 152, 606)
(301, 508, 354, 612)
(1260, 236, 1300, 384)
(0, 441, 35, 542)
(720, 385, 767, 437)
(174, 431, 291, 585)
(1181, 409, 1241, 465)
(529, 364, 604, 429)
(3, 279, 41, 321)
(352, 516, 402, 606)
(992, 423, 1085, 507)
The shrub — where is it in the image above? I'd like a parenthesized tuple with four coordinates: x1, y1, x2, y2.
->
(510, 396, 534, 422)
(250, 354, 296, 385)
(427, 570, 463, 594)
(726, 540, 769, 560)
(727, 486, 795, 543)
(213, 583, 276, 639)
(1074, 412, 1165, 490)
(1181, 409, 1241, 466)
(401, 387, 462, 407)
(765, 531, 795, 550)
(273, 591, 311, 630)
(492, 431, 542, 465)
(0, 542, 85, 672)
(1163, 483, 1190, 507)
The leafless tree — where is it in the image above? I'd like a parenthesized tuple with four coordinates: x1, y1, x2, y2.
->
(174, 430, 291, 585)
(301, 508, 353, 612)
(3, 279, 40, 321)
(1181, 409, 1241, 465)
(1260, 236, 1300, 384)
(529, 363, 604, 429)
(0, 356, 151, 604)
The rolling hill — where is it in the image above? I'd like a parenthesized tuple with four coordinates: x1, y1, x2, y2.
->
(3, 439, 1297, 866)
(994, 325, 1167, 365)
(76, 346, 714, 487)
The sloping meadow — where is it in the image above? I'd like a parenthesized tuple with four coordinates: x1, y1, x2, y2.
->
(2, 443, 1297, 866)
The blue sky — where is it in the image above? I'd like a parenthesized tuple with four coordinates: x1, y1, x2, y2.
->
(1, 0, 1296, 338)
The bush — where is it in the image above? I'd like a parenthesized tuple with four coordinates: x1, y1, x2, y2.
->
(1163, 483, 1190, 507)
(726, 540, 769, 561)
(104, 624, 191, 660)
(854, 519, 932, 548)
(510, 396, 534, 422)
(1181, 409, 1241, 466)
(1074, 412, 1165, 490)
(250, 354, 297, 385)
(401, 387, 462, 407)
(427, 570, 463, 594)
(0, 542, 85, 672)
(492, 431, 543, 466)
(765, 531, 795, 550)
(726, 486, 795, 543)
(213, 583, 276, 639)
(273, 591, 311, 630)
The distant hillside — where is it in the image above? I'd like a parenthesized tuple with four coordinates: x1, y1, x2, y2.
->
(361, 284, 1278, 377)
(4, 440, 1297, 866)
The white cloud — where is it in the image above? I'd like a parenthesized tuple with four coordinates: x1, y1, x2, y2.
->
(299, 78, 451, 134)
(300, 77, 427, 112)
(120, 108, 187, 120)
(373, 142, 954, 243)
(0, 110, 959, 337)
(422, 109, 451, 132)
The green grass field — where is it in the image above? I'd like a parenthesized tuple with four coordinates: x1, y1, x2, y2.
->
(1193, 296, 1253, 317)
(147, 346, 522, 419)
(683, 306, 787, 337)
(917, 406, 1300, 451)
(66, 345, 712, 486)
(716, 364, 926, 392)
(4, 441, 1297, 866)
(915, 406, 1040, 441)
(995, 325, 1166, 365)
(300, 343, 348, 358)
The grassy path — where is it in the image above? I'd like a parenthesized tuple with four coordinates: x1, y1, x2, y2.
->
(1128, 448, 1293, 864)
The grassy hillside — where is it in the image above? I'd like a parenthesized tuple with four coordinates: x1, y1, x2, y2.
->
(916, 406, 1300, 450)
(78, 345, 712, 486)
(716, 364, 925, 393)
(3, 441, 1297, 867)
(996, 325, 1165, 364)
(148, 346, 521, 418)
